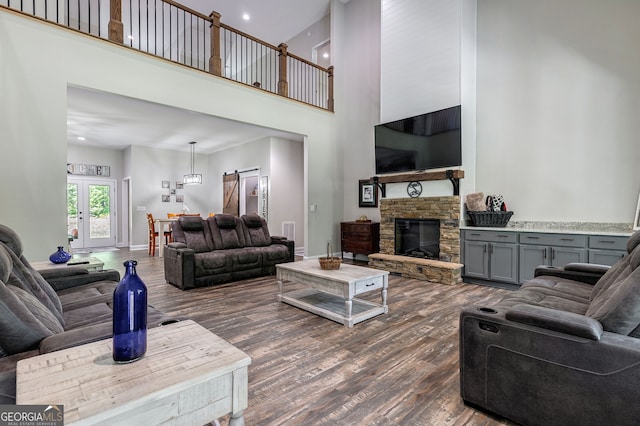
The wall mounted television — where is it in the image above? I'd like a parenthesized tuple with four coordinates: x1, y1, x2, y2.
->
(374, 105, 461, 174)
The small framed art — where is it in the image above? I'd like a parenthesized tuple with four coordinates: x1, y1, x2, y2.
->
(359, 179, 378, 208)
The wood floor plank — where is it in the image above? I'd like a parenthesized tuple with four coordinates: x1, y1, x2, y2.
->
(81, 249, 515, 425)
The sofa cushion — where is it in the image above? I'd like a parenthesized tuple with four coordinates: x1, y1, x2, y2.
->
(520, 276, 593, 301)
(0, 225, 23, 263)
(591, 233, 640, 302)
(627, 230, 640, 254)
(1, 244, 64, 325)
(214, 214, 237, 229)
(177, 217, 214, 253)
(216, 215, 245, 249)
(8, 286, 64, 334)
(242, 214, 271, 247)
(586, 250, 640, 334)
(496, 286, 590, 315)
(0, 282, 56, 355)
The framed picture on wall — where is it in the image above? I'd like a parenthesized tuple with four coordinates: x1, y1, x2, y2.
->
(359, 179, 378, 208)
(162, 195, 170, 202)
(162, 181, 170, 189)
(634, 192, 640, 231)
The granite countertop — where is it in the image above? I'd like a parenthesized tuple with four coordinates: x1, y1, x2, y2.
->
(460, 221, 635, 236)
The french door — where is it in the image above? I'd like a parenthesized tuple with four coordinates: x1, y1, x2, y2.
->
(67, 178, 116, 250)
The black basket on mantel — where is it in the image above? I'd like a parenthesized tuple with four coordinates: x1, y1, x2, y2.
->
(467, 211, 513, 228)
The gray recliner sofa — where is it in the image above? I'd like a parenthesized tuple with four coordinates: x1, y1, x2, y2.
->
(459, 229, 640, 426)
(164, 213, 294, 290)
(0, 224, 174, 404)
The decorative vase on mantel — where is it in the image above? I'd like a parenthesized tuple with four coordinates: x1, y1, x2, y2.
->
(112, 260, 148, 363)
(49, 246, 71, 264)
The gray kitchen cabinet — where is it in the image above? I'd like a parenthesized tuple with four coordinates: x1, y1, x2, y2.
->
(462, 230, 518, 284)
(518, 233, 587, 282)
(588, 235, 627, 266)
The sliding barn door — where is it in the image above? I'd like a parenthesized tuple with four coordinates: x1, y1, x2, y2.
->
(223, 173, 240, 216)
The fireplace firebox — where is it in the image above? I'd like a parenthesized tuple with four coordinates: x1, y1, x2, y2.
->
(394, 218, 440, 259)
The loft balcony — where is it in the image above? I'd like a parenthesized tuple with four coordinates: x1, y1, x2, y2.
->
(1, 0, 334, 111)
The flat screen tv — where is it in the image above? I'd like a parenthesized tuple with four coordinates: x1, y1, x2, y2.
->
(375, 105, 462, 174)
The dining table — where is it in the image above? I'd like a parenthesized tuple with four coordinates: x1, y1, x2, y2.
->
(154, 217, 177, 257)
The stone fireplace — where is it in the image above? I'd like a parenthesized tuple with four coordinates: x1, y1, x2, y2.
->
(369, 196, 463, 285)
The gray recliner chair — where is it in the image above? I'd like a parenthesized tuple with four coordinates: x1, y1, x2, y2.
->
(459, 230, 640, 426)
(0, 224, 173, 404)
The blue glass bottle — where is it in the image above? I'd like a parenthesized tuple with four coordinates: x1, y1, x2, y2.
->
(112, 260, 147, 363)
(49, 246, 71, 264)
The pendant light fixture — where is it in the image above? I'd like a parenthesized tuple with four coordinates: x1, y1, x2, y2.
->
(183, 141, 202, 185)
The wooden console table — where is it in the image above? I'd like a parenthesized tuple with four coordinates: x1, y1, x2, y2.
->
(16, 320, 251, 425)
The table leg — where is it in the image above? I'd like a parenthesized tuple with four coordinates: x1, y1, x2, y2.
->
(345, 298, 353, 327)
(382, 275, 389, 313)
(229, 411, 245, 426)
(277, 276, 283, 302)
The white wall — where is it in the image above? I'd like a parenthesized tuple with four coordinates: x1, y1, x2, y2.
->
(381, 0, 461, 123)
(127, 146, 211, 246)
(270, 137, 305, 247)
(286, 15, 331, 63)
(0, 10, 337, 260)
(476, 0, 640, 223)
(207, 136, 305, 249)
(339, 0, 382, 225)
(379, 0, 469, 200)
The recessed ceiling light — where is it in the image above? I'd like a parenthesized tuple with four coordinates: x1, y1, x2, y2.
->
(323, 53, 330, 59)
(77, 136, 86, 141)
(242, 13, 250, 21)
(127, 35, 134, 40)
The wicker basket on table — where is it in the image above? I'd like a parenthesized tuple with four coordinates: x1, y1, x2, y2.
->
(319, 243, 342, 270)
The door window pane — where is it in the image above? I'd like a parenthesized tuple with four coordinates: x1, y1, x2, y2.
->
(88, 184, 111, 239)
(67, 183, 79, 240)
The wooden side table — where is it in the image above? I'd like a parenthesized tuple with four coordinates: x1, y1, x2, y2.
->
(340, 221, 380, 258)
(16, 320, 251, 425)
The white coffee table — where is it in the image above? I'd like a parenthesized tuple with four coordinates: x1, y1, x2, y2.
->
(276, 259, 389, 327)
(16, 320, 251, 426)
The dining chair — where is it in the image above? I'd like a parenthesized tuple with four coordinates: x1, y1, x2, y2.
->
(146, 213, 172, 256)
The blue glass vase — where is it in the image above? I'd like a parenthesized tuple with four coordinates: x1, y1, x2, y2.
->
(112, 260, 147, 363)
(49, 246, 71, 264)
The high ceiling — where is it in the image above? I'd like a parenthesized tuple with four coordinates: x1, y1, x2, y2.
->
(67, 0, 340, 154)
(181, 0, 333, 46)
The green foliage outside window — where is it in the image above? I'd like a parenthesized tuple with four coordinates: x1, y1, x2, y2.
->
(67, 184, 78, 217)
(89, 185, 110, 218)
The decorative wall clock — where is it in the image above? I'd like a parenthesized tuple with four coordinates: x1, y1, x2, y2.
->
(407, 181, 422, 198)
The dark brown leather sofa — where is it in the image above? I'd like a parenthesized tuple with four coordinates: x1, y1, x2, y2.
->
(459, 230, 640, 425)
(164, 213, 294, 290)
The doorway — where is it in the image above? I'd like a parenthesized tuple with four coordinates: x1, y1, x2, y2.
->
(240, 172, 260, 216)
(67, 177, 117, 250)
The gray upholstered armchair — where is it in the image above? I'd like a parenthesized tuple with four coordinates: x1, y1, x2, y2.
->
(0, 224, 173, 404)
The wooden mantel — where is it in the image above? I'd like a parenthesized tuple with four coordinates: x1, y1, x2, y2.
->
(369, 169, 464, 196)
(370, 169, 464, 184)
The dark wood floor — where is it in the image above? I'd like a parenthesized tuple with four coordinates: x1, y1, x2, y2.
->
(86, 249, 514, 426)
